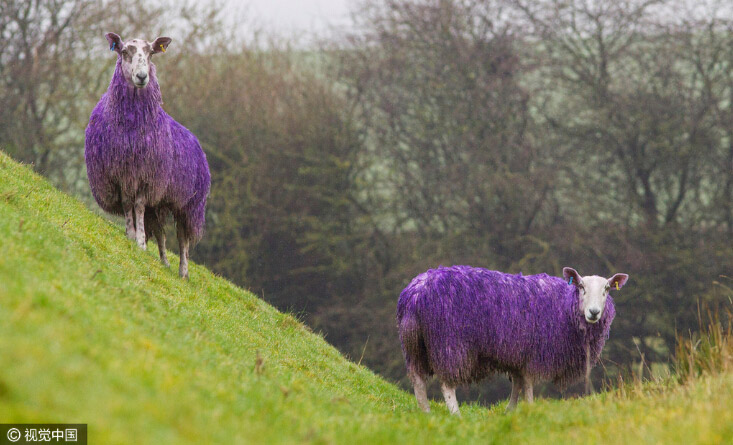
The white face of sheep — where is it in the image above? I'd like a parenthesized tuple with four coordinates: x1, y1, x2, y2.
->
(105, 33, 172, 89)
(563, 267, 629, 324)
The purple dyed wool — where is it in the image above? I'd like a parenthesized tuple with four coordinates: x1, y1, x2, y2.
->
(85, 34, 210, 278)
(397, 265, 627, 414)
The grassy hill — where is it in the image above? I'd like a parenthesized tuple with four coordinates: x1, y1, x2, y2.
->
(0, 151, 731, 444)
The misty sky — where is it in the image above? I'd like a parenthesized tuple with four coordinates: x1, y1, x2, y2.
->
(231, 0, 355, 36)
(221, 0, 733, 43)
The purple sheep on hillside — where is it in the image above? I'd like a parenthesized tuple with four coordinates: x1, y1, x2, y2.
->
(85, 33, 210, 278)
(397, 265, 629, 415)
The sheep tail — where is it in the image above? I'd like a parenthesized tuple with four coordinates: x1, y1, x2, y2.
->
(398, 312, 431, 380)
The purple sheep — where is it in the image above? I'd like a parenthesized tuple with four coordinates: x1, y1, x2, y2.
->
(85, 33, 210, 278)
(397, 265, 629, 414)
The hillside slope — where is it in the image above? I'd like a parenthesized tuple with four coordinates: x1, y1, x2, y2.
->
(0, 151, 731, 444)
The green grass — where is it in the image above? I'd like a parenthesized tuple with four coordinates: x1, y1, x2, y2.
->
(0, 150, 731, 444)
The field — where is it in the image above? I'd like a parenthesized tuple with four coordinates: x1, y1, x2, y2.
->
(0, 150, 730, 444)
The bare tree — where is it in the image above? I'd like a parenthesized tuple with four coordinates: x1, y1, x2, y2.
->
(1, 0, 100, 177)
(338, 0, 553, 267)
(512, 0, 724, 229)
(674, 5, 733, 235)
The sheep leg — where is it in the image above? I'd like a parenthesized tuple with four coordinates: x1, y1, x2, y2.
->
(585, 373, 595, 396)
(585, 343, 594, 396)
(522, 376, 534, 403)
(410, 371, 430, 413)
(124, 205, 135, 240)
(154, 227, 169, 267)
(134, 198, 146, 250)
(506, 374, 523, 412)
(177, 223, 189, 279)
(440, 382, 460, 416)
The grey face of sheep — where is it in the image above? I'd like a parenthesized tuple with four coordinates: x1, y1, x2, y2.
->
(105, 33, 172, 89)
(563, 267, 629, 324)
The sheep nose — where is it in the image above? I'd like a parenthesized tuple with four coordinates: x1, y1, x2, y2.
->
(588, 308, 600, 318)
(136, 72, 148, 81)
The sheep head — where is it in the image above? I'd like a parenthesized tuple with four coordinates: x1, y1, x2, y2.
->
(105, 33, 171, 89)
(564, 267, 629, 324)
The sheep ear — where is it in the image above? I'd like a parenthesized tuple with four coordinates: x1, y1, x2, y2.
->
(106, 32, 123, 54)
(152, 37, 172, 54)
(563, 267, 582, 287)
(608, 273, 629, 290)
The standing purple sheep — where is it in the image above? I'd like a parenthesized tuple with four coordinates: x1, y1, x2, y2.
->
(397, 265, 629, 415)
(85, 33, 210, 278)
